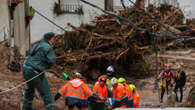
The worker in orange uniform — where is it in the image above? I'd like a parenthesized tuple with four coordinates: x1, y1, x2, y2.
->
(88, 75, 108, 110)
(110, 77, 128, 109)
(54, 72, 92, 110)
(118, 78, 134, 107)
(129, 84, 140, 108)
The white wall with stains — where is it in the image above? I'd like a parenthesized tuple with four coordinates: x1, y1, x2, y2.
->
(30, 0, 104, 43)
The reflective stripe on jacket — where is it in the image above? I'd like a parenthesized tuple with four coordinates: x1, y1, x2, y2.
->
(113, 83, 128, 101)
(59, 78, 92, 100)
(93, 75, 108, 102)
(123, 83, 133, 100)
(132, 91, 140, 108)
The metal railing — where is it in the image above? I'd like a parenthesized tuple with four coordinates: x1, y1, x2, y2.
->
(153, 0, 179, 7)
(60, 4, 82, 12)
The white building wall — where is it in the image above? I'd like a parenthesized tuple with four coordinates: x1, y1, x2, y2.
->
(0, 0, 9, 42)
(30, 0, 104, 43)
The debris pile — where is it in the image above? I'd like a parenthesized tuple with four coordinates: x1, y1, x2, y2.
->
(52, 3, 192, 79)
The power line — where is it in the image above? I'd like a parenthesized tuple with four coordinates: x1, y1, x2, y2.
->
(32, 8, 66, 32)
(80, 0, 143, 31)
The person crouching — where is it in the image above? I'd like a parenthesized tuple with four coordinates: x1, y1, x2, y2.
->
(54, 72, 92, 110)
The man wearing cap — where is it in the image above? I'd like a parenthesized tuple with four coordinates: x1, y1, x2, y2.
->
(22, 32, 56, 110)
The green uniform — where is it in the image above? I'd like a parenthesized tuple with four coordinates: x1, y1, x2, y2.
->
(22, 39, 56, 110)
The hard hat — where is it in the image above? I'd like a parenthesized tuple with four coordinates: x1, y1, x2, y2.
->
(118, 77, 126, 84)
(74, 72, 82, 78)
(165, 64, 171, 68)
(106, 65, 114, 72)
(129, 84, 136, 91)
(111, 77, 118, 86)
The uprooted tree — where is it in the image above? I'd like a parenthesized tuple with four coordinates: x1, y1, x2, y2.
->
(50, 3, 195, 80)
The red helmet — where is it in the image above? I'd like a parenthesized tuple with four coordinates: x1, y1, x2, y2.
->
(165, 64, 171, 68)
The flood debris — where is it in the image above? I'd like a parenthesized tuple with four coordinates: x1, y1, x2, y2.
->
(50, 3, 195, 79)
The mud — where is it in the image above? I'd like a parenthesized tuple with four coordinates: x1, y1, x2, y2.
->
(0, 41, 194, 109)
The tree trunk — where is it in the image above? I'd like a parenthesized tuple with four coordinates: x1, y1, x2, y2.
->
(135, 0, 145, 8)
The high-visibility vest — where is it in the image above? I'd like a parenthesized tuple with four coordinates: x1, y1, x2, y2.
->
(59, 78, 92, 100)
(93, 75, 108, 102)
(113, 83, 127, 101)
(124, 83, 133, 100)
(132, 91, 140, 108)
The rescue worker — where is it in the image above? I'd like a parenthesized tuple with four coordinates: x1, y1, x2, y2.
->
(89, 75, 108, 110)
(55, 72, 93, 110)
(129, 84, 140, 108)
(118, 77, 134, 107)
(22, 32, 56, 110)
(110, 77, 128, 109)
(158, 64, 174, 103)
(106, 65, 114, 97)
(174, 66, 186, 102)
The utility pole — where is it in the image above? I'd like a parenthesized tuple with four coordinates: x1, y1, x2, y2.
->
(135, 0, 145, 8)
(148, 0, 150, 6)
(105, 0, 113, 11)
(13, 0, 30, 56)
(8, 0, 30, 71)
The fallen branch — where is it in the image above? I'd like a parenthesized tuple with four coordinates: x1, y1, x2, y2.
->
(92, 18, 116, 23)
(116, 48, 129, 60)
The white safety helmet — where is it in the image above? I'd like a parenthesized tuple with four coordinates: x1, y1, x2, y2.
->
(111, 77, 118, 86)
(74, 72, 82, 78)
(106, 65, 114, 73)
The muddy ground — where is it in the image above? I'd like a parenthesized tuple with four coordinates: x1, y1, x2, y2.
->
(0, 41, 194, 110)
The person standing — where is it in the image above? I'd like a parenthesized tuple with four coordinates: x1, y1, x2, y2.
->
(89, 75, 107, 110)
(158, 64, 174, 103)
(22, 32, 56, 110)
(174, 66, 186, 102)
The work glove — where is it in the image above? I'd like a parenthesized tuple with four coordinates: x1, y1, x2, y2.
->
(88, 93, 98, 102)
(54, 92, 62, 101)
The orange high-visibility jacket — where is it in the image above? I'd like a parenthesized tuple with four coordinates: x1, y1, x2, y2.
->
(113, 83, 128, 108)
(124, 83, 133, 100)
(92, 75, 108, 103)
(59, 78, 92, 100)
(132, 91, 140, 108)
(113, 83, 127, 101)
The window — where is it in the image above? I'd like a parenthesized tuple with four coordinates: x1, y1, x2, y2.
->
(59, 0, 83, 14)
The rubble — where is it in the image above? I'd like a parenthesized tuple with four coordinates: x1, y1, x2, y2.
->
(51, 3, 193, 79)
